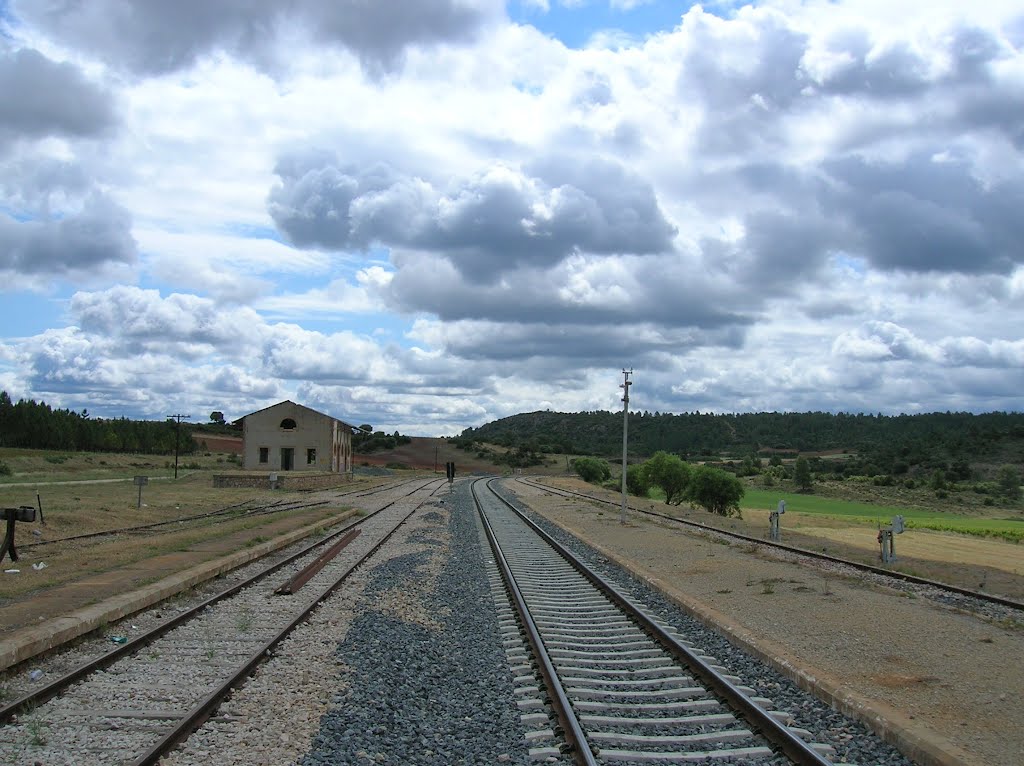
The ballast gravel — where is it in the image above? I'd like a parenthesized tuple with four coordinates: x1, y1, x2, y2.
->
(300, 493, 529, 766)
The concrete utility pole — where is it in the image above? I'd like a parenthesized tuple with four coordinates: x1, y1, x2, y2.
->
(167, 414, 191, 479)
(620, 369, 632, 525)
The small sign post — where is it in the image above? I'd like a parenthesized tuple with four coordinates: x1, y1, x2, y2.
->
(134, 476, 148, 509)
(769, 500, 785, 541)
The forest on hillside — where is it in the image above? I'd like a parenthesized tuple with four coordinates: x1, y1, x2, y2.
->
(457, 410, 1024, 479)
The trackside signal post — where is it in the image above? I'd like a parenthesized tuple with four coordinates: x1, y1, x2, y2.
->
(620, 368, 632, 525)
(445, 461, 456, 488)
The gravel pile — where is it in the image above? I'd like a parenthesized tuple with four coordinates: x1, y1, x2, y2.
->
(497, 486, 916, 766)
(300, 488, 529, 766)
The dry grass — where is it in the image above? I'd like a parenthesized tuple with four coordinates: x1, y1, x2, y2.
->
(0, 448, 362, 604)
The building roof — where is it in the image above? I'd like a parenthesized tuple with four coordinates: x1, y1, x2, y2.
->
(238, 399, 357, 430)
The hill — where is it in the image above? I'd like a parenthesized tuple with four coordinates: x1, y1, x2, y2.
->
(458, 410, 1024, 480)
(353, 436, 570, 476)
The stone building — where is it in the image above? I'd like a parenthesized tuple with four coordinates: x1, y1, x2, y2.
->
(240, 400, 354, 475)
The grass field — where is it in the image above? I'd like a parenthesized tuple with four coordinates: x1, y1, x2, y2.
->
(741, 487, 1024, 542)
(0, 446, 239, 484)
(0, 446, 364, 605)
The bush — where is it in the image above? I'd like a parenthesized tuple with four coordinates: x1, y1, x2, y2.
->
(572, 457, 611, 483)
(686, 466, 744, 517)
(625, 464, 652, 496)
(0, 460, 11, 476)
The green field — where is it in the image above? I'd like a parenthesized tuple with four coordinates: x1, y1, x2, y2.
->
(741, 488, 1024, 542)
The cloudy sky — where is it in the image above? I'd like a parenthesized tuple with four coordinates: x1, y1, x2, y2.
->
(1, 1, 1022, 435)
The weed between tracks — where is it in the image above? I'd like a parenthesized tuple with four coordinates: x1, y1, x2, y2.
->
(236, 606, 255, 633)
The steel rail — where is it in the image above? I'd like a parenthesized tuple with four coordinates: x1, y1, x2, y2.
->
(471, 479, 598, 766)
(488, 479, 834, 766)
(20, 498, 326, 549)
(275, 528, 362, 594)
(517, 476, 1024, 611)
(0, 477, 444, 723)
(131, 491, 434, 766)
(19, 475, 401, 550)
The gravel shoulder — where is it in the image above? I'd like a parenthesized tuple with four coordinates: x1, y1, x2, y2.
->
(507, 477, 1024, 766)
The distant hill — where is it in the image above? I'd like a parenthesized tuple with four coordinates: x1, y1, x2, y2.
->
(458, 410, 1024, 478)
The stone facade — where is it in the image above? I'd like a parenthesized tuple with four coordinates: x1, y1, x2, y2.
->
(240, 400, 354, 475)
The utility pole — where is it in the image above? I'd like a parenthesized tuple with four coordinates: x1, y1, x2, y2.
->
(167, 414, 191, 479)
(620, 369, 632, 525)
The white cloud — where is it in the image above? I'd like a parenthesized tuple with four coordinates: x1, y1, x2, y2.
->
(1, 2, 1022, 432)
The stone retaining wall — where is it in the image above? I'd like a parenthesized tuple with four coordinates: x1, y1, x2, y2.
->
(212, 472, 350, 490)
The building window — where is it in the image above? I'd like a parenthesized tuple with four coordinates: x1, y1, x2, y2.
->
(280, 418, 297, 430)
(258, 447, 269, 463)
(307, 448, 316, 465)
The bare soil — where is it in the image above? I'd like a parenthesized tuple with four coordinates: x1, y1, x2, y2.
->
(629, 495, 1024, 601)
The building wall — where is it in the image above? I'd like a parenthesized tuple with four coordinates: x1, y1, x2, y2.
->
(242, 401, 352, 474)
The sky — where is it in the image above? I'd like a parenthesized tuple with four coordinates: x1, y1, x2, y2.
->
(1, 1, 1023, 436)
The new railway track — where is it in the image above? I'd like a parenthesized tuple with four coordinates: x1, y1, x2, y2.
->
(0, 477, 446, 765)
(515, 476, 1024, 615)
(474, 478, 835, 765)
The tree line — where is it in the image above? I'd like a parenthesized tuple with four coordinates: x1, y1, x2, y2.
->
(460, 409, 1024, 481)
(572, 451, 745, 517)
(352, 425, 412, 454)
(0, 392, 193, 455)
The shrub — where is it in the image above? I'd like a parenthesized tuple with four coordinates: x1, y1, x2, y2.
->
(572, 457, 611, 483)
(643, 451, 692, 505)
(625, 465, 652, 497)
(686, 465, 744, 517)
(0, 460, 11, 477)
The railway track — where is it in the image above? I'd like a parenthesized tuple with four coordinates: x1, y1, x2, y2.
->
(473, 478, 835, 765)
(0, 477, 446, 765)
(17, 476, 404, 553)
(516, 476, 1024, 615)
